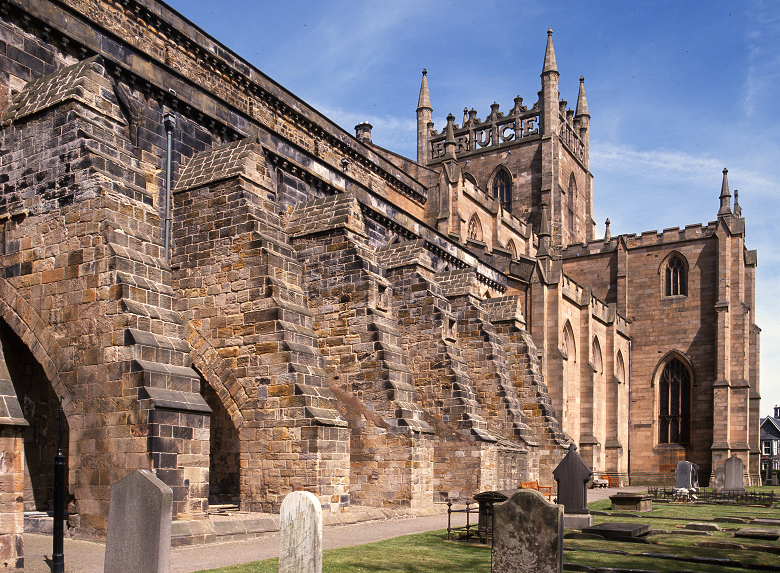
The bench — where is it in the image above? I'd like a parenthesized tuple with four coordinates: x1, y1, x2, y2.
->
(520, 480, 552, 501)
(602, 474, 618, 488)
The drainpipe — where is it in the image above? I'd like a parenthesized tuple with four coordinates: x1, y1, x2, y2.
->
(627, 339, 632, 485)
(163, 112, 176, 262)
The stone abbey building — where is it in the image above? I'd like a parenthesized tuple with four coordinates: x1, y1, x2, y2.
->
(0, 0, 760, 563)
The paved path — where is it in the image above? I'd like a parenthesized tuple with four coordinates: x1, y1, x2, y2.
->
(23, 486, 645, 572)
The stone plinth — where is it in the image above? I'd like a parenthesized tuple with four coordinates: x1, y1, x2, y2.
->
(609, 492, 653, 512)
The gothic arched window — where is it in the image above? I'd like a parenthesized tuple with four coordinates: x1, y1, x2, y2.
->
(492, 168, 511, 210)
(467, 214, 482, 242)
(567, 173, 576, 231)
(658, 357, 692, 444)
(665, 254, 687, 297)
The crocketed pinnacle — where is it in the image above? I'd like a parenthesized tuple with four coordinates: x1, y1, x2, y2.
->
(542, 28, 558, 75)
(417, 69, 431, 111)
(575, 76, 589, 118)
(718, 168, 732, 216)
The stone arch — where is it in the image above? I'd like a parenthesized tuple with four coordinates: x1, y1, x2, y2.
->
(658, 251, 689, 297)
(467, 213, 483, 242)
(0, 278, 75, 414)
(463, 171, 477, 187)
(183, 322, 247, 430)
(506, 239, 518, 260)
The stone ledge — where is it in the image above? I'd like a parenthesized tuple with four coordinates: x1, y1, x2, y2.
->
(170, 504, 448, 547)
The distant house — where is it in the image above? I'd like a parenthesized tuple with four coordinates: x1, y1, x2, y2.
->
(760, 407, 780, 478)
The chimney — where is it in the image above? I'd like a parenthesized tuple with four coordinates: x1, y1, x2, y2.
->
(355, 122, 373, 144)
(775, 405, 780, 419)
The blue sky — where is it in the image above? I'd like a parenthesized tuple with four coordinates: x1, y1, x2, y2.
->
(164, 0, 779, 416)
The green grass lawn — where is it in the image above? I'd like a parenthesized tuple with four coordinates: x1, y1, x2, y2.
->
(198, 489, 780, 573)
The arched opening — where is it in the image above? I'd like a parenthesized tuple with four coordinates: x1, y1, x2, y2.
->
(491, 167, 512, 211)
(662, 252, 688, 297)
(506, 239, 518, 260)
(567, 173, 577, 232)
(467, 214, 483, 242)
(591, 337, 602, 374)
(0, 320, 69, 512)
(657, 354, 692, 444)
(201, 378, 241, 505)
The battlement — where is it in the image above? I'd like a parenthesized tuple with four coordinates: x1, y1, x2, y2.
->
(562, 221, 719, 259)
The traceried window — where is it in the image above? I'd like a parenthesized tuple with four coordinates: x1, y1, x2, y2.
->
(567, 173, 576, 231)
(665, 255, 687, 296)
(467, 214, 482, 242)
(492, 168, 511, 210)
(658, 357, 691, 444)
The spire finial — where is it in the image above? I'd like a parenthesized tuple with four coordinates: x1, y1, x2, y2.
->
(718, 167, 732, 217)
(443, 113, 457, 159)
(542, 28, 558, 75)
(604, 218, 611, 241)
(734, 189, 742, 217)
(417, 69, 431, 111)
(575, 76, 590, 118)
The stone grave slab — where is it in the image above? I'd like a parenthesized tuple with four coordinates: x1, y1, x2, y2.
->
(750, 518, 780, 526)
(581, 522, 650, 540)
(734, 527, 780, 541)
(104, 470, 173, 573)
(492, 489, 563, 573)
(279, 491, 322, 573)
(609, 492, 653, 512)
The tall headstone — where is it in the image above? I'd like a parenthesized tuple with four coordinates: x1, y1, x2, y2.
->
(675, 461, 699, 489)
(492, 489, 563, 573)
(553, 445, 591, 514)
(553, 444, 593, 528)
(104, 470, 172, 573)
(724, 455, 745, 491)
(279, 491, 322, 573)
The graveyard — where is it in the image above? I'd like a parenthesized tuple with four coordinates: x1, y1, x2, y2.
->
(191, 490, 780, 573)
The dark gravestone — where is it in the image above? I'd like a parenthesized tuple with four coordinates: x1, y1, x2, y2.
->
(581, 522, 651, 540)
(675, 460, 699, 489)
(553, 445, 591, 515)
(492, 489, 563, 573)
(473, 491, 508, 543)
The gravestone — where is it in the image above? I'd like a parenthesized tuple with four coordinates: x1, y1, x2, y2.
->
(492, 489, 563, 573)
(675, 461, 699, 489)
(724, 455, 745, 491)
(104, 470, 172, 573)
(279, 491, 322, 573)
(712, 466, 725, 491)
(553, 444, 593, 528)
